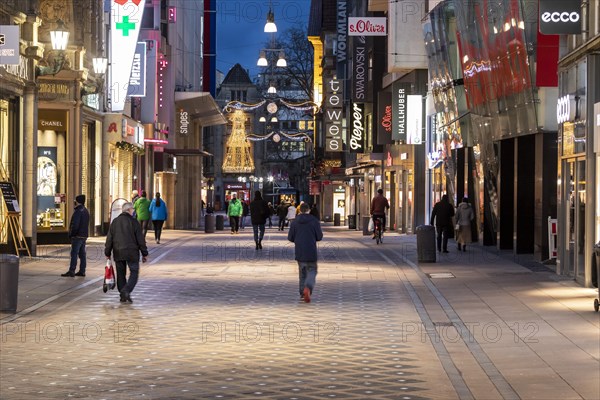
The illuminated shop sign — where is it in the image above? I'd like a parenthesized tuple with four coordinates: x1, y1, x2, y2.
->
(324, 79, 344, 153)
(406, 95, 423, 144)
(0, 25, 20, 65)
(556, 94, 576, 124)
(392, 84, 406, 141)
(349, 103, 365, 154)
(352, 36, 366, 102)
(539, 0, 582, 34)
(336, 0, 347, 78)
(377, 92, 393, 145)
(110, 0, 146, 111)
(127, 42, 147, 97)
(348, 17, 387, 36)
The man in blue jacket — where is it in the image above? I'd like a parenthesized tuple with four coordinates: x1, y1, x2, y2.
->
(61, 194, 90, 277)
(288, 203, 323, 303)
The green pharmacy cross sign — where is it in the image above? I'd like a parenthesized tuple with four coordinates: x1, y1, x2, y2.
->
(116, 16, 136, 36)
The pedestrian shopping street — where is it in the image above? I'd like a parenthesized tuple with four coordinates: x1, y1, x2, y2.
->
(1, 227, 599, 400)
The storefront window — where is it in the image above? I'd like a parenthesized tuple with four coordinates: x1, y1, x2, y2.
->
(37, 113, 68, 230)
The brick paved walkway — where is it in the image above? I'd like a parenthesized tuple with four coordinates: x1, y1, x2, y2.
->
(1, 227, 598, 399)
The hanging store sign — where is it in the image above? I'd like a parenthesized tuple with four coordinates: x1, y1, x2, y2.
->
(38, 109, 68, 131)
(324, 78, 344, 153)
(176, 109, 190, 136)
(336, 0, 347, 78)
(110, 0, 146, 111)
(593, 102, 600, 153)
(349, 103, 365, 153)
(556, 94, 576, 123)
(392, 83, 407, 141)
(348, 17, 387, 36)
(0, 25, 20, 65)
(127, 42, 147, 97)
(352, 36, 367, 102)
(377, 92, 393, 145)
(406, 95, 423, 144)
(539, 0, 582, 35)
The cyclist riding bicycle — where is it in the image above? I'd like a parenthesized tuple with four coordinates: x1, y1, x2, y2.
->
(370, 188, 390, 239)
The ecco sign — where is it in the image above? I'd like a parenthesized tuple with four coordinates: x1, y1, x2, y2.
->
(541, 12, 580, 23)
(539, 0, 582, 34)
(557, 95, 576, 124)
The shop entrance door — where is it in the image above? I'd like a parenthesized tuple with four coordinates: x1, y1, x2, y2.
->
(563, 158, 586, 280)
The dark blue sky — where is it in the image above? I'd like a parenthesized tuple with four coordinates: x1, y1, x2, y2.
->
(216, 0, 311, 79)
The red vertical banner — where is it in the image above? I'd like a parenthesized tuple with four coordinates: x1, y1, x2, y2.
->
(536, 31, 559, 87)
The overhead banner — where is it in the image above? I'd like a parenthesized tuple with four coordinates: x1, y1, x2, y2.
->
(324, 78, 344, 153)
(352, 36, 367, 102)
(406, 95, 423, 144)
(110, 0, 146, 111)
(127, 42, 147, 97)
(377, 92, 393, 145)
(0, 25, 20, 65)
(349, 103, 365, 153)
(539, 0, 582, 35)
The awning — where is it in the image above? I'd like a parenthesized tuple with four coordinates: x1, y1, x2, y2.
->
(163, 148, 213, 157)
(344, 163, 378, 175)
(174, 92, 227, 127)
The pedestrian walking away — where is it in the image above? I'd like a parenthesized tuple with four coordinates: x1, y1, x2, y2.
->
(131, 190, 140, 219)
(149, 192, 168, 244)
(134, 190, 151, 238)
(430, 194, 455, 253)
(227, 193, 243, 234)
(267, 202, 275, 228)
(104, 202, 149, 303)
(309, 204, 320, 220)
(288, 203, 323, 303)
(370, 189, 390, 239)
(455, 197, 474, 251)
(61, 194, 90, 277)
(240, 200, 249, 229)
(250, 191, 271, 250)
(286, 202, 297, 227)
(277, 202, 288, 231)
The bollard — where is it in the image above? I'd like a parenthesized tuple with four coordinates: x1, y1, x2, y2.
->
(216, 215, 224, 230)
(334, 213, 341, 226)
(205, 215, 216, 233)
(0, 254, 20, 313)
(416, 225, 436, 263)
(348, 215, 356, 229)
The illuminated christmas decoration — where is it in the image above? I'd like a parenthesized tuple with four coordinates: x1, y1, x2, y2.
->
(222, 110, 255, 173)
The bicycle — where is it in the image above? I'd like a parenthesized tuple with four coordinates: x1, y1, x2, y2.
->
(373, 216, 384, 244)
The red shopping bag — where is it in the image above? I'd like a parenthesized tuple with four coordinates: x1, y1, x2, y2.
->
(103, 259, 116, 293)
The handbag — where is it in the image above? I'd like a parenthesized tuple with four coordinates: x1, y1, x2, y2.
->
(103, 259, 116, 293)
(368, 218, 374, 232)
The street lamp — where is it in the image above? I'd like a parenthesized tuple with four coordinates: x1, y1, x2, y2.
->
(36, 19, 70, 77)
(264, 6, 277, 33)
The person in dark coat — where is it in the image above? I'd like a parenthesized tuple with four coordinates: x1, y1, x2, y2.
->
(277, 202, 288, 231)
(288, 203, 323, 303)
(309, 204, 320, 220)
(61, 195, 90, 277)
(104, 202, 149, 303)
(241, 200, 249, 229)
(250, 191, 271, 249)
(430, 194, 455, 253)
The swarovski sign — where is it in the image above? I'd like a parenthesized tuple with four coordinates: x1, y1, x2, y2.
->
(539, 0, 582, 34)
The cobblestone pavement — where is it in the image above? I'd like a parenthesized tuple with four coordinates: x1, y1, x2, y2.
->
(1, 227, 599, 399)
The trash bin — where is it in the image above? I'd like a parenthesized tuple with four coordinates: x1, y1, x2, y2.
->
(416, 225, 436, 263)
(334, 213, 341, 226)
(348, 215, 356, 230)
(362, 216, 371, 236)
(205, 215, 216, 233)
(0, 254, 19, 313)
(216, 215, 224, 231)
(594, 242, 600, 312)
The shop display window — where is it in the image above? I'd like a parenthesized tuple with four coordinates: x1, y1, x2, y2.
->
(37, 129, 67, 230)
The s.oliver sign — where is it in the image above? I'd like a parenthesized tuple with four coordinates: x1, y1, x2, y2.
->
(539, 0, 581, 35)
(348, 17, 387, 36)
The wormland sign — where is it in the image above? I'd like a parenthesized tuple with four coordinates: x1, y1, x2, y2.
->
(539, 0, 582, 35)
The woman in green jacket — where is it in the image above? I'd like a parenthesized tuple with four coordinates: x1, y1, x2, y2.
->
(133, 191, 151, 238)
(227, 193, 243, 234)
